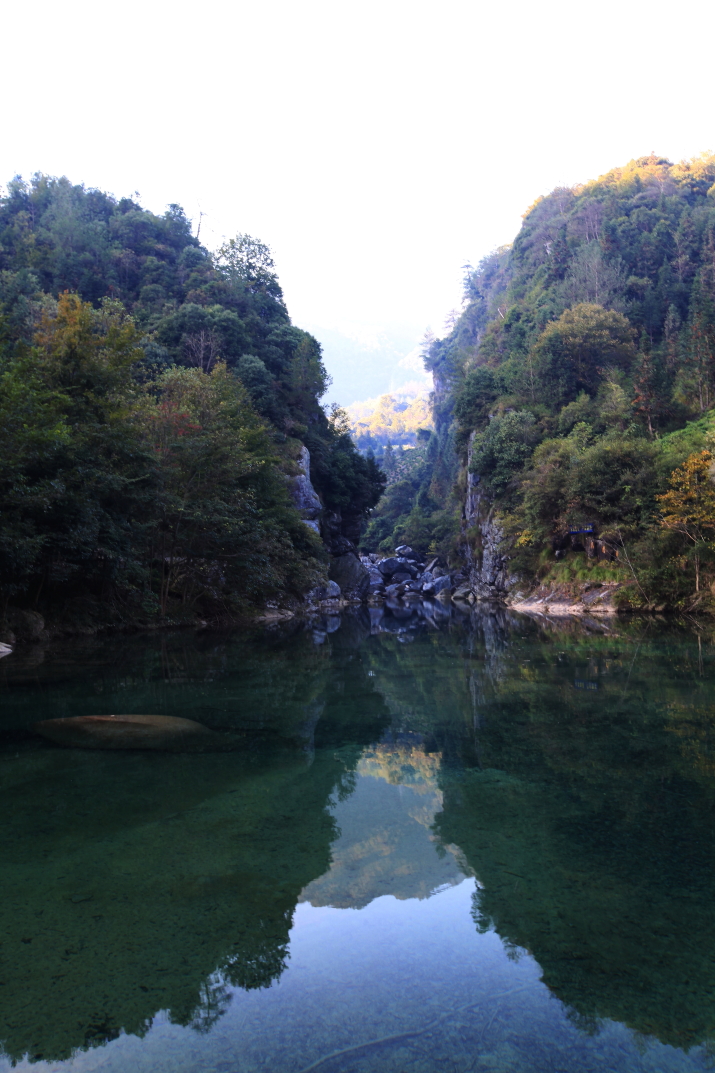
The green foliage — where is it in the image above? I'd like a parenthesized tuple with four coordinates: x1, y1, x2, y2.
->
(361, 434, 461, 559)
(469, 411, 539, 495)
(452, 366, 502, 447)
(304, 413, 385, 523)
(0, 296, 329, 618)
(0, 174, 379, 617)
(417, 153, 715, 605)
(532, 303, 636, 405)
(148, 363, 325, 611)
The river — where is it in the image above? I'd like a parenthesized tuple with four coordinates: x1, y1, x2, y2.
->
(1, 603, 714, 1072)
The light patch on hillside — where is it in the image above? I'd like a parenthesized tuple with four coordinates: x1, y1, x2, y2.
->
(347, 385, 434, 450)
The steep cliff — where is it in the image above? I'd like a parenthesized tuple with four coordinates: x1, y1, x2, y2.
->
(383, 153, 715, 610)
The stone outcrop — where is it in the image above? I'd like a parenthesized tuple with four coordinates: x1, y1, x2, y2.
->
(507, 581, 630, 617)
(329, 551, 370, 598)
(289, 445, 321, 533)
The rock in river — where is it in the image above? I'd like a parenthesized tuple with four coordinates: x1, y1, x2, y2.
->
(34, 714, 215, 752)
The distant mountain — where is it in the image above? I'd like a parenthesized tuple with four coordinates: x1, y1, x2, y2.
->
(304, 322, 431, 405)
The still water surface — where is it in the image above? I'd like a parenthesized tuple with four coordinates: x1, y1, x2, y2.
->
(2, 603, 715, 1071)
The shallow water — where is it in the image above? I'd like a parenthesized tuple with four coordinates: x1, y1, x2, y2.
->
(2, 604, 715, 1071)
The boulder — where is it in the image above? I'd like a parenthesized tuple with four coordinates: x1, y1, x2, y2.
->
(378, 557, 403, 577)
(304, 580, 342, 604)
(380, 557, 419, 579)
(391, 571, 412, 584)
(34, 714, 216, 752)
(329, 554, 370, 597)
(432, 575, 452, 595)
(0, 642, 13, 659)
(395, 545, 413, 556)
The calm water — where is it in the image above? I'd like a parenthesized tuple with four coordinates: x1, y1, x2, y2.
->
(2, 603, 715, 1072)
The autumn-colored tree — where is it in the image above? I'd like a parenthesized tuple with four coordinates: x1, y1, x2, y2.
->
(657, 450, 715, 592)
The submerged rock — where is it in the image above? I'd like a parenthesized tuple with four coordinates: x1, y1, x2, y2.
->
(34, 714, 215, 752)
(6, 609, 47, 642)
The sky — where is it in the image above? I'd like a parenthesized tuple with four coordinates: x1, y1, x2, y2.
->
(2, 0, 714, 404)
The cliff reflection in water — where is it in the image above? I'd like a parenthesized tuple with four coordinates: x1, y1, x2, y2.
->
(2, 605, 715, 1065)
(366, 604, 715, 1051)
(301, 740, 465, 909)
(0, 622, 394, 1063)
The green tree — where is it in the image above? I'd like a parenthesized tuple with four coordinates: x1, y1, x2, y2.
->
(148, 363, 322, 613)
(533, 303, 636, 404)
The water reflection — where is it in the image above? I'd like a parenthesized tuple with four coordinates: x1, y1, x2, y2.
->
(2, 605, 715, 1068)
(301, 739, 465, 908)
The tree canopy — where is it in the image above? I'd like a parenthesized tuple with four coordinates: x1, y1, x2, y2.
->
(365, 153, 715, 605)
(0, 175, 384, 624)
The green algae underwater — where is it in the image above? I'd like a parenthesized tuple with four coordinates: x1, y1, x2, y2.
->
(2, 606, 715, 1071)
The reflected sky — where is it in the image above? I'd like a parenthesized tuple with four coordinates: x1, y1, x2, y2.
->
(2, 608, 715, 1071)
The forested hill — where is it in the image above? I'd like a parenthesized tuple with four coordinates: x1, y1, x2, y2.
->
(366, 154, 715, 609)
(0, 174, 383, 633)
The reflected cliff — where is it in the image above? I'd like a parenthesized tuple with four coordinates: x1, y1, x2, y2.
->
(0, 622, 392, 1064)
(301, 739, 466, 908)
(361, 609, 715, 1051)
(3, 608, 715, 1065)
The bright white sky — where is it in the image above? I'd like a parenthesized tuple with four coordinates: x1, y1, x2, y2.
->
(2, 0, 714, 403)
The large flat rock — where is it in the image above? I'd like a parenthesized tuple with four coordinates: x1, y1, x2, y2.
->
(34, 714, 215, 751)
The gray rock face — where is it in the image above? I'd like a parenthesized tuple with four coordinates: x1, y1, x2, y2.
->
(329, 554, 370, 598)
(463, 432, 517, 600)
(289, 446, 322, 532)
